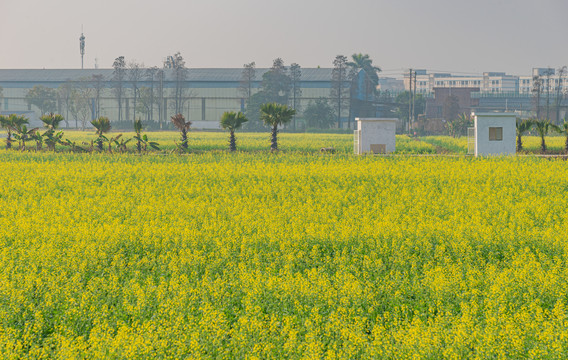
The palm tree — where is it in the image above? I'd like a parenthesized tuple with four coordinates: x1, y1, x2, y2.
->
(113, 136, 132, 153)
(133, 118, 159, 153)
(40, 113, 65, 130)
(171, 113, 191, 150)
(10, 123, 37, 151)
(220, 111, 248, 151)
(40, 113, 65, 151)
(0, 114, 28, 149)
(134, 118, 143, 153)
(31, 130, 43, 151)
(558, 119, 568, 152)
(346, 53, 381, 128)
(516, 118, 534, 151)
(347, 53, 381, 101)
(61, 139, 87, 153)
(260, 103, 296, 151)
(533, 119, 558, 153)
(91, 116, 111, 151)
(108, 134, 128, 153)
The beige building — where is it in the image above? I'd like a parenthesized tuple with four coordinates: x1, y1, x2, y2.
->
(404, 68, 568, 95)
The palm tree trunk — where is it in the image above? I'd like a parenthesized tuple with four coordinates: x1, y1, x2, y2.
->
(181, 129, 188, 149)
(517, 134, 522, 151)
(229, 130, 236, 152)
(271, 125, 278, 151)
(565, 135, 568, 152)
(541, 135, 546, 152)
(6, 131, 11, 150)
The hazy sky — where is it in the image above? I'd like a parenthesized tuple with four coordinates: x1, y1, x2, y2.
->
(1, 0, 567, 77)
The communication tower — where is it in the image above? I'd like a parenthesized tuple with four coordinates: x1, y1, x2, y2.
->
(79, 28, 85, 69)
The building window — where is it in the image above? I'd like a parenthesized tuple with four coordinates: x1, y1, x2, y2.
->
(489, 127, 503, 141)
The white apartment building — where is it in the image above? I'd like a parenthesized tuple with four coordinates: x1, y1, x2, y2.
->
(405, 68, 568, 95)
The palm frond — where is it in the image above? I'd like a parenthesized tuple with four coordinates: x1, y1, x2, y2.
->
(260, 103, 296, 127)
(170, 113, 191, 131)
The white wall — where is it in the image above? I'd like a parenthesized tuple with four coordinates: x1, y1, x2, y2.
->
(355, 118, 397, 154)
(474, 113, 516, 156)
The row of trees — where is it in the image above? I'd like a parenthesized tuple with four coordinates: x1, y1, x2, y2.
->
(329, 54, 381, 129)
(241, 54, 381, 130)
(0, 102, 296, 154)
(108, 53, 187, 127)
(516, 118, 568, 152)
(531, 67, 567, 124)
(241, 59, 301, 130)
(18, 53, 381, 131)
(21, 54, 185, 130)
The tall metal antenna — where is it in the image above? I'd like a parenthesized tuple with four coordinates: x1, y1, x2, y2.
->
(79, 26, 85, 69)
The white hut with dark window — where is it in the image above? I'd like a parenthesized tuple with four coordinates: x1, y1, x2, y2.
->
(469, 112, 516, 156)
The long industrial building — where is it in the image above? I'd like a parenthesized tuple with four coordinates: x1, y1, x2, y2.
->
(0, 68, 337, 129)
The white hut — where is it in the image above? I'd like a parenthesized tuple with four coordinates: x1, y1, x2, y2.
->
(354, 118, 397, 154)
(469, 112, 516, 157)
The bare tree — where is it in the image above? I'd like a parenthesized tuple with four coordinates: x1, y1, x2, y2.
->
(555, 66, 566, 124)
(331, 55, 350, 127)
(155, 69, 165, 129)
(112, 56, 126, 121)
(165, 52, 188, 115)
(91, 74, 105, 119)
(347, 66, 360, 128)
(69, 82, 93, 130)
(136, 87, 153, 121)
(25, 85, 57, 115)
(128, 61, 144, 123)
(239, 62, 256, 104)
(145, 67, 158, 123)
(57, 81, 73, 128)
(289, 63, 302, 130)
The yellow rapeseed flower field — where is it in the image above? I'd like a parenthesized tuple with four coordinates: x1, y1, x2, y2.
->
(59, 130, 438, 154)
(0, 133, 567, 358)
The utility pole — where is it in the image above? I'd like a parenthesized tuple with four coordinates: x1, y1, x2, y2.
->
(412, 70, 417, 135)
(408, 69, 413, 134)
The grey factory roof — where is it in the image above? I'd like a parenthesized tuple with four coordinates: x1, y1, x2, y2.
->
(0, 68, 333, 83)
